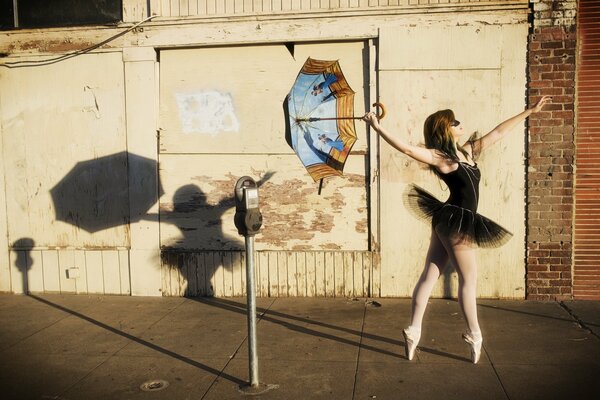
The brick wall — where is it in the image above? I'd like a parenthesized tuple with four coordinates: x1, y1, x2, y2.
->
(574, 0, 600, 300)
(526, 0, 577, 300)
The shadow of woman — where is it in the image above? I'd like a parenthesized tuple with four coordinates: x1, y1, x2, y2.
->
(160, 173, 274, 297)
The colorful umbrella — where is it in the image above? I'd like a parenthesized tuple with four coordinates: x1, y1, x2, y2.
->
(285, 58, 385, 188)
(285, 57, 358, 184)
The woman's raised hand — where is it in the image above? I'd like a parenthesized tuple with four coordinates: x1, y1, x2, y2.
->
(531, 95, 552, 113)
(362, 111, 380, 130)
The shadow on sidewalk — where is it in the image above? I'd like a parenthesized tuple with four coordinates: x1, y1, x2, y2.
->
(26, 294, 246, 387)
(192, 297, 471, 363)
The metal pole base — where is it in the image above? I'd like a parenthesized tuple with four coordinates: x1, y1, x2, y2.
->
(238, 383, 279, 396)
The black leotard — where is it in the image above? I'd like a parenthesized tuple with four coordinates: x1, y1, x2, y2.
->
(406, 162, 512, 247)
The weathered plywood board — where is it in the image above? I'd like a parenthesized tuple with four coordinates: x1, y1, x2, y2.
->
(159, 41, 368, 154)
(6, 249, 129, 295)
(378, 24, 527, 298)
(0, 52, 129, 249)
(161, 250, 378, 297)
(149, 0, 526, 17)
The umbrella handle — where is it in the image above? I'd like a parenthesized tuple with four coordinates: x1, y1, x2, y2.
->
(373, 102, 386, 120)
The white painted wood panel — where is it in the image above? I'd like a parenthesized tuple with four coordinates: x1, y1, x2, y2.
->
(161, 250, 379, 297)
(149, 0, 519, 16)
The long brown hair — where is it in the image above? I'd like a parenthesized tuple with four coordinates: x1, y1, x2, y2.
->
(423, 109, 469, 162)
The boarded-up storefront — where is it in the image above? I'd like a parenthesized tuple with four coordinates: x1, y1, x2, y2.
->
(0, 1, 537, 298)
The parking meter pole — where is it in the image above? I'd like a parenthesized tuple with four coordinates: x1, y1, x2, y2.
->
(245, 234, 259, 387)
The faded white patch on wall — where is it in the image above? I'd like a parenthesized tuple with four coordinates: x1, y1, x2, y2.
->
(175, 91, 240, 135)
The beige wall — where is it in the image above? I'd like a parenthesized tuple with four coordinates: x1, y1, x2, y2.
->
(378, 24, 528, 298)
(0, 4, 529, 297)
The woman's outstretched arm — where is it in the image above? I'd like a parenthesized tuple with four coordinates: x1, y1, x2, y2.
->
(469, 95, 551, 154)
(363, 112, 450, 171)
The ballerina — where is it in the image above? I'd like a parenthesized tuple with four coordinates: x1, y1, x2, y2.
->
(363, 95, 551, 363)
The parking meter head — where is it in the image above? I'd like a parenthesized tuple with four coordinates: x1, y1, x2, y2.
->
(234, 176, 263, 236)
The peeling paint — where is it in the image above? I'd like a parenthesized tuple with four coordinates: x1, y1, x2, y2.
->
(175, 91, 240, 135)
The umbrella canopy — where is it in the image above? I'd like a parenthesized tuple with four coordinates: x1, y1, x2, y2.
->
(50, 151, 163, 233)
(286, 58, 357, 182)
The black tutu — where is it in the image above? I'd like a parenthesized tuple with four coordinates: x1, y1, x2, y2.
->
(404, 184, 513, 248)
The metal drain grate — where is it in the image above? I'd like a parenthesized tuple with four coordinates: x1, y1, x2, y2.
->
(140, 379, 170, 392)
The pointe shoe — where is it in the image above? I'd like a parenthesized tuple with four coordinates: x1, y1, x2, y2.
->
(402, 328, 420, 361)
(462, 331, 483, 364)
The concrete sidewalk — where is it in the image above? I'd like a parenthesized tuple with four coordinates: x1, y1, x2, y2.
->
(0, 294, 598, 400)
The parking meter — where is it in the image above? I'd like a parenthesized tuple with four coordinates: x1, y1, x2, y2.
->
(234, 176, 263, 237)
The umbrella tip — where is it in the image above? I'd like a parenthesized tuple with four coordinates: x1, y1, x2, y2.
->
(284, 42, 295, 59)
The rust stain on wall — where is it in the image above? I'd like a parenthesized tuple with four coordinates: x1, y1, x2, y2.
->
(11, 39, 96, 53)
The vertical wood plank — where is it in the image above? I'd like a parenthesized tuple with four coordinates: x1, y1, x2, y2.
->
(149, 0, 162, 16)
(344, 252, 354, 298)
(225, 0, 236, 13)
(119, 250, 130, 295)
(86, 251, 104, 294)
(301, 0, 310, 10)
(253, 0, 263, 12)
(179, 0, 189, 15)
(372, 252, 381, 297)
(277, 251, 288, 296)
(58, 250, 76, 293)
(296, 252, 306, 297)
(207, 0, 217, 14)
(273, 0, 284, 11)
(231, 251, 243, 296)
(74, 250, 88, 294)
(261, 0, 270, 12)
(170, 0, 180, 16)
(160, 0, 169, 16)
(188, 0, 199, 15)
(315, 251, 326, 296)
(236, 0, 246, 12)
(354, 252, 365, 297)
(161, 253, 172, 296)
(268, 252, 279, 297)
(102, 250, 121, 295)
(291, 0, 302, 10)
(240, 251, 247, 296)
(334, 252, 344, 297)
(185, 253, 197, 296)
(216, 0, 226, 13)
(204, 252, 215, 296)
(363, 252, 372, 297)
(197, 0, 207, 14)
(25, 250, 44, 293)
(213, 252, 225, 296)
(197, 252, 208, 296)
(306, 252, 316, 297)
(222, 252, 234, 296)
(42, 250, 60, 292)
(286, 251, 297, 297)
(258, 251, 269, 297)
(324, 251, 335, 297)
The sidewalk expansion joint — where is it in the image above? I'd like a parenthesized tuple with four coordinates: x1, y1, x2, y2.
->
(559, 301, 600, 340)
(483, 343, 511, 400)
(200, 297, 277, 400)
(350, 299, 368, 400)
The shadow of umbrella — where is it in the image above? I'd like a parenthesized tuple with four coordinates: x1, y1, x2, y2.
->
(50, 151, 163, 232)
